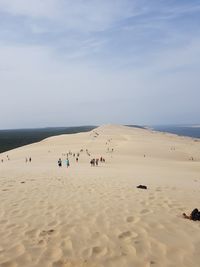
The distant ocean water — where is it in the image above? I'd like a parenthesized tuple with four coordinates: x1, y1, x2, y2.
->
(151, 125, 200, 139)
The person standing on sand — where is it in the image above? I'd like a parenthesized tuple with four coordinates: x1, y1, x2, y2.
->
(65, 158, 68, 166)
(58, 158, 62, 167)
(90, 159, 95, 167)
(66, 158, 70, 168)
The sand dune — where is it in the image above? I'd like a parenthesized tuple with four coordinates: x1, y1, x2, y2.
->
(1, 124, 200, 267)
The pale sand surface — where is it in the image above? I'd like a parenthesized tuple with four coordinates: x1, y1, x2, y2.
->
(1, 125, 200, 267)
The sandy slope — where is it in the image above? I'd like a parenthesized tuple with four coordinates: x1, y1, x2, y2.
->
(0, 124, 200, 267)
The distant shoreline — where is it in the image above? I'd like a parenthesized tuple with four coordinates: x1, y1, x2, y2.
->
(1, 124, 200, 154)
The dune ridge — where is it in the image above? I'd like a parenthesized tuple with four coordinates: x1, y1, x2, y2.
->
(0, 124, 200, 267)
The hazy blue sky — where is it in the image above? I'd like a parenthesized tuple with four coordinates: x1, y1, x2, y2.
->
(0, 0, 200, 129)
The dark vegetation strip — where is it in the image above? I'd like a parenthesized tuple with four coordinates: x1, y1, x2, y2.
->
(0, 126, 96, 153)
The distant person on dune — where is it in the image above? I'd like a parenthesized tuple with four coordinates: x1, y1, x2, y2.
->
(58, 158, 62, 167)
(90, 159, 95, 167)
(66, 158, 70, 168)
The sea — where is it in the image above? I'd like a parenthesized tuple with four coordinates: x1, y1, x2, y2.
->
(0, 125, 200, 154)
(151, 125, 200, 139)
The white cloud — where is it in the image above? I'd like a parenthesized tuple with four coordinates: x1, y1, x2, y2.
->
(143, 38, 200, 75)
(0, 0, 57, 18)
(0, 0, 200, 127)
(0, 0, 139, 32)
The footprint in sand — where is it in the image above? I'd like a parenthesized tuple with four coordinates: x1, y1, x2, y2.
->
(126, 216, 135, 223)
(26, 228, 55, 245)
(39, 229, 55, 237)
(140, 208, 151, 214)
(38, 239, 45, 245)
(118, 231, 138, 240)
(92, 246, 107, 257)
(118, 231, 132, 239)
(126, 216, 140, 223)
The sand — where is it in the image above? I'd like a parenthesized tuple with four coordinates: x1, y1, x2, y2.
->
(0, 124, 200, 267)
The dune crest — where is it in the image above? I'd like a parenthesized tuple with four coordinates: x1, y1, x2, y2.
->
(1, 125, 200, 267)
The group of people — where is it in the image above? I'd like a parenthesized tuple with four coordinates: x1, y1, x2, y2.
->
(90, 156, 105, 167)
(57, 148, 107, 169)
(90, 158, 98, 166)
(100, 157, 106, 163)
(58, 158, 70, 168)
(58, 149, 83, 168)
(1, 155, 10, 163)
(1, 156, 31, 163)
(25, 157, 32, 163)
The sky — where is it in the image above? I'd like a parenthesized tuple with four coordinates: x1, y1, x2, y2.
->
(0, 0, 200, 129)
